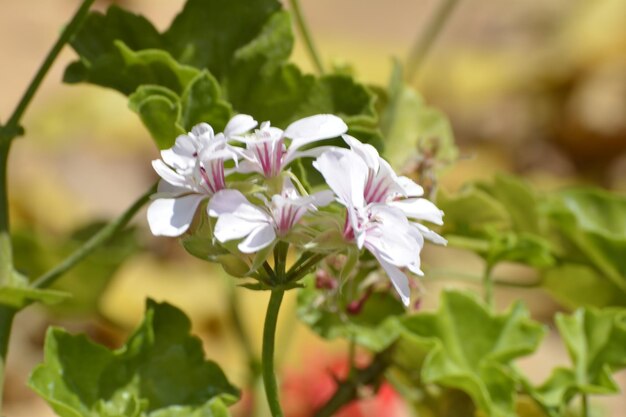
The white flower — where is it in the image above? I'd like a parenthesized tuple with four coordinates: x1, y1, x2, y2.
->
(147, 116, 254, 237)
(342, 135, 447, 245)
(234, 114, 348, 178)
(208, 179, 333, 253)
(313, 143, 445, 306)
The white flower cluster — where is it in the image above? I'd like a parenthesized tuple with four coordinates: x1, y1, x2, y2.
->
(147, 114, 445, 305)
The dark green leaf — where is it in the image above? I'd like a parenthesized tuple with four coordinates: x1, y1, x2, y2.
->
(163, 0, 281, 79)
(30, 300, 239, 417)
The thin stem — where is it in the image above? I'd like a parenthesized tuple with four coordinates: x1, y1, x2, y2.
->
(314, 351, 390, 417)
(288, 0, 325, 74)
(33, 185, 155, 289)
(0, 306, 16, 412)
(262, 290, 285, 417)
(405, 0, 461, 83)
(483, 263, 495, 309)
(286, 253, 325, 282)
(0, 144, 12, 284)
(1, 0, 96, 146)
(582, 394, 590, 417)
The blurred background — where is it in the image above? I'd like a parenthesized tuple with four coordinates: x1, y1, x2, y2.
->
(1, 0, 625, 416)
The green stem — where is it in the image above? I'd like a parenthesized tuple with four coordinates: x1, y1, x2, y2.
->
(314, 351, 390, 417)
(1, 0, 96, 146)
(405, 0, 461, 82)
(33, 185, 155, 289)
(0, 143, 12, 284)
(286, 252, 325, 282)
(582, 394, 590, 417)
(288, 0, 325, 74)
(483, 263, 495, 309)
(0, 306, 16, 412)
(262, 290, 285, 417)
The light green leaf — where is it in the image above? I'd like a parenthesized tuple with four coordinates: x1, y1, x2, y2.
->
(526, 307, 626, 415)
(547, 188, 626, 300)
(398, 290, 545, 417)
(381, 61, 457, 170)
(297, 276, 404, 352)
(29, 300, 239, 417)
(180, 71, 232, 132)
(129, 86, 185, 149)
(542, 264, 626, 309)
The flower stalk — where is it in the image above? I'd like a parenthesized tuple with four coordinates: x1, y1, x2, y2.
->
(262, 289, 285, 417)
(288, 0, 325, 75)
(406, 0, 461, 82)
(33, 184, 156, 289)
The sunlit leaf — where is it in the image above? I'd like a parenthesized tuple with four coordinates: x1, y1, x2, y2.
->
(398, 290, 545, 417)
(525, 307, 626, 416)
(30, 300, 239, 417)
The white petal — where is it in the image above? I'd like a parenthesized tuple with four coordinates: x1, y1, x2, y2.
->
(376, 256, 411, 307)
(310, 190, 335, 207)
(191, 123, 214, 138)
(147, 194, 205, 237)
(214, 213, 266, 243)
(207, 189, 249, 217)
(238, 224, 276, 253)
(224, 114, 258, 138)
(313, 149, 367, 208)
(396, 176, 424, 197)
(151, 160, 189, 188)
(154, 180, 189, 198)
(414, 223, 447, 245)
(389, 198, 444, 225)
(342, 134, 380, 171)
(286, 114, 348, 152)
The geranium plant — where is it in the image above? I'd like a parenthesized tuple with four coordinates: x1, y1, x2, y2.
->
(0, 1, 625, 417)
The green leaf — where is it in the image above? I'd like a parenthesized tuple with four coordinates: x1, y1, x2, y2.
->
(542, 264, 626, 309)
(478, 175, 541, 234)
(180, 72, 232, 132)
(398, 290, 545, 417)
(0, 284, 70, 310)
(437, 186, 511, 236)
(29, 300, 239, 417)
(526, 307, 626, 415)
(67, 39, 199, 96)
(163, 0, 281, 79)
(297, 276, 404, 352)
(129, 86, 185, 149)
(546, 188, 626, 300)
(380, 61, 457, 170)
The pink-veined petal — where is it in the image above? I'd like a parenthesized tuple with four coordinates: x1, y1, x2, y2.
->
(238, 223, 276, 253)
(396, 176, 424, 197)
(224, 114, 258, 138)
(342, 134, 380, 171)
(147, 194, 205, 237)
